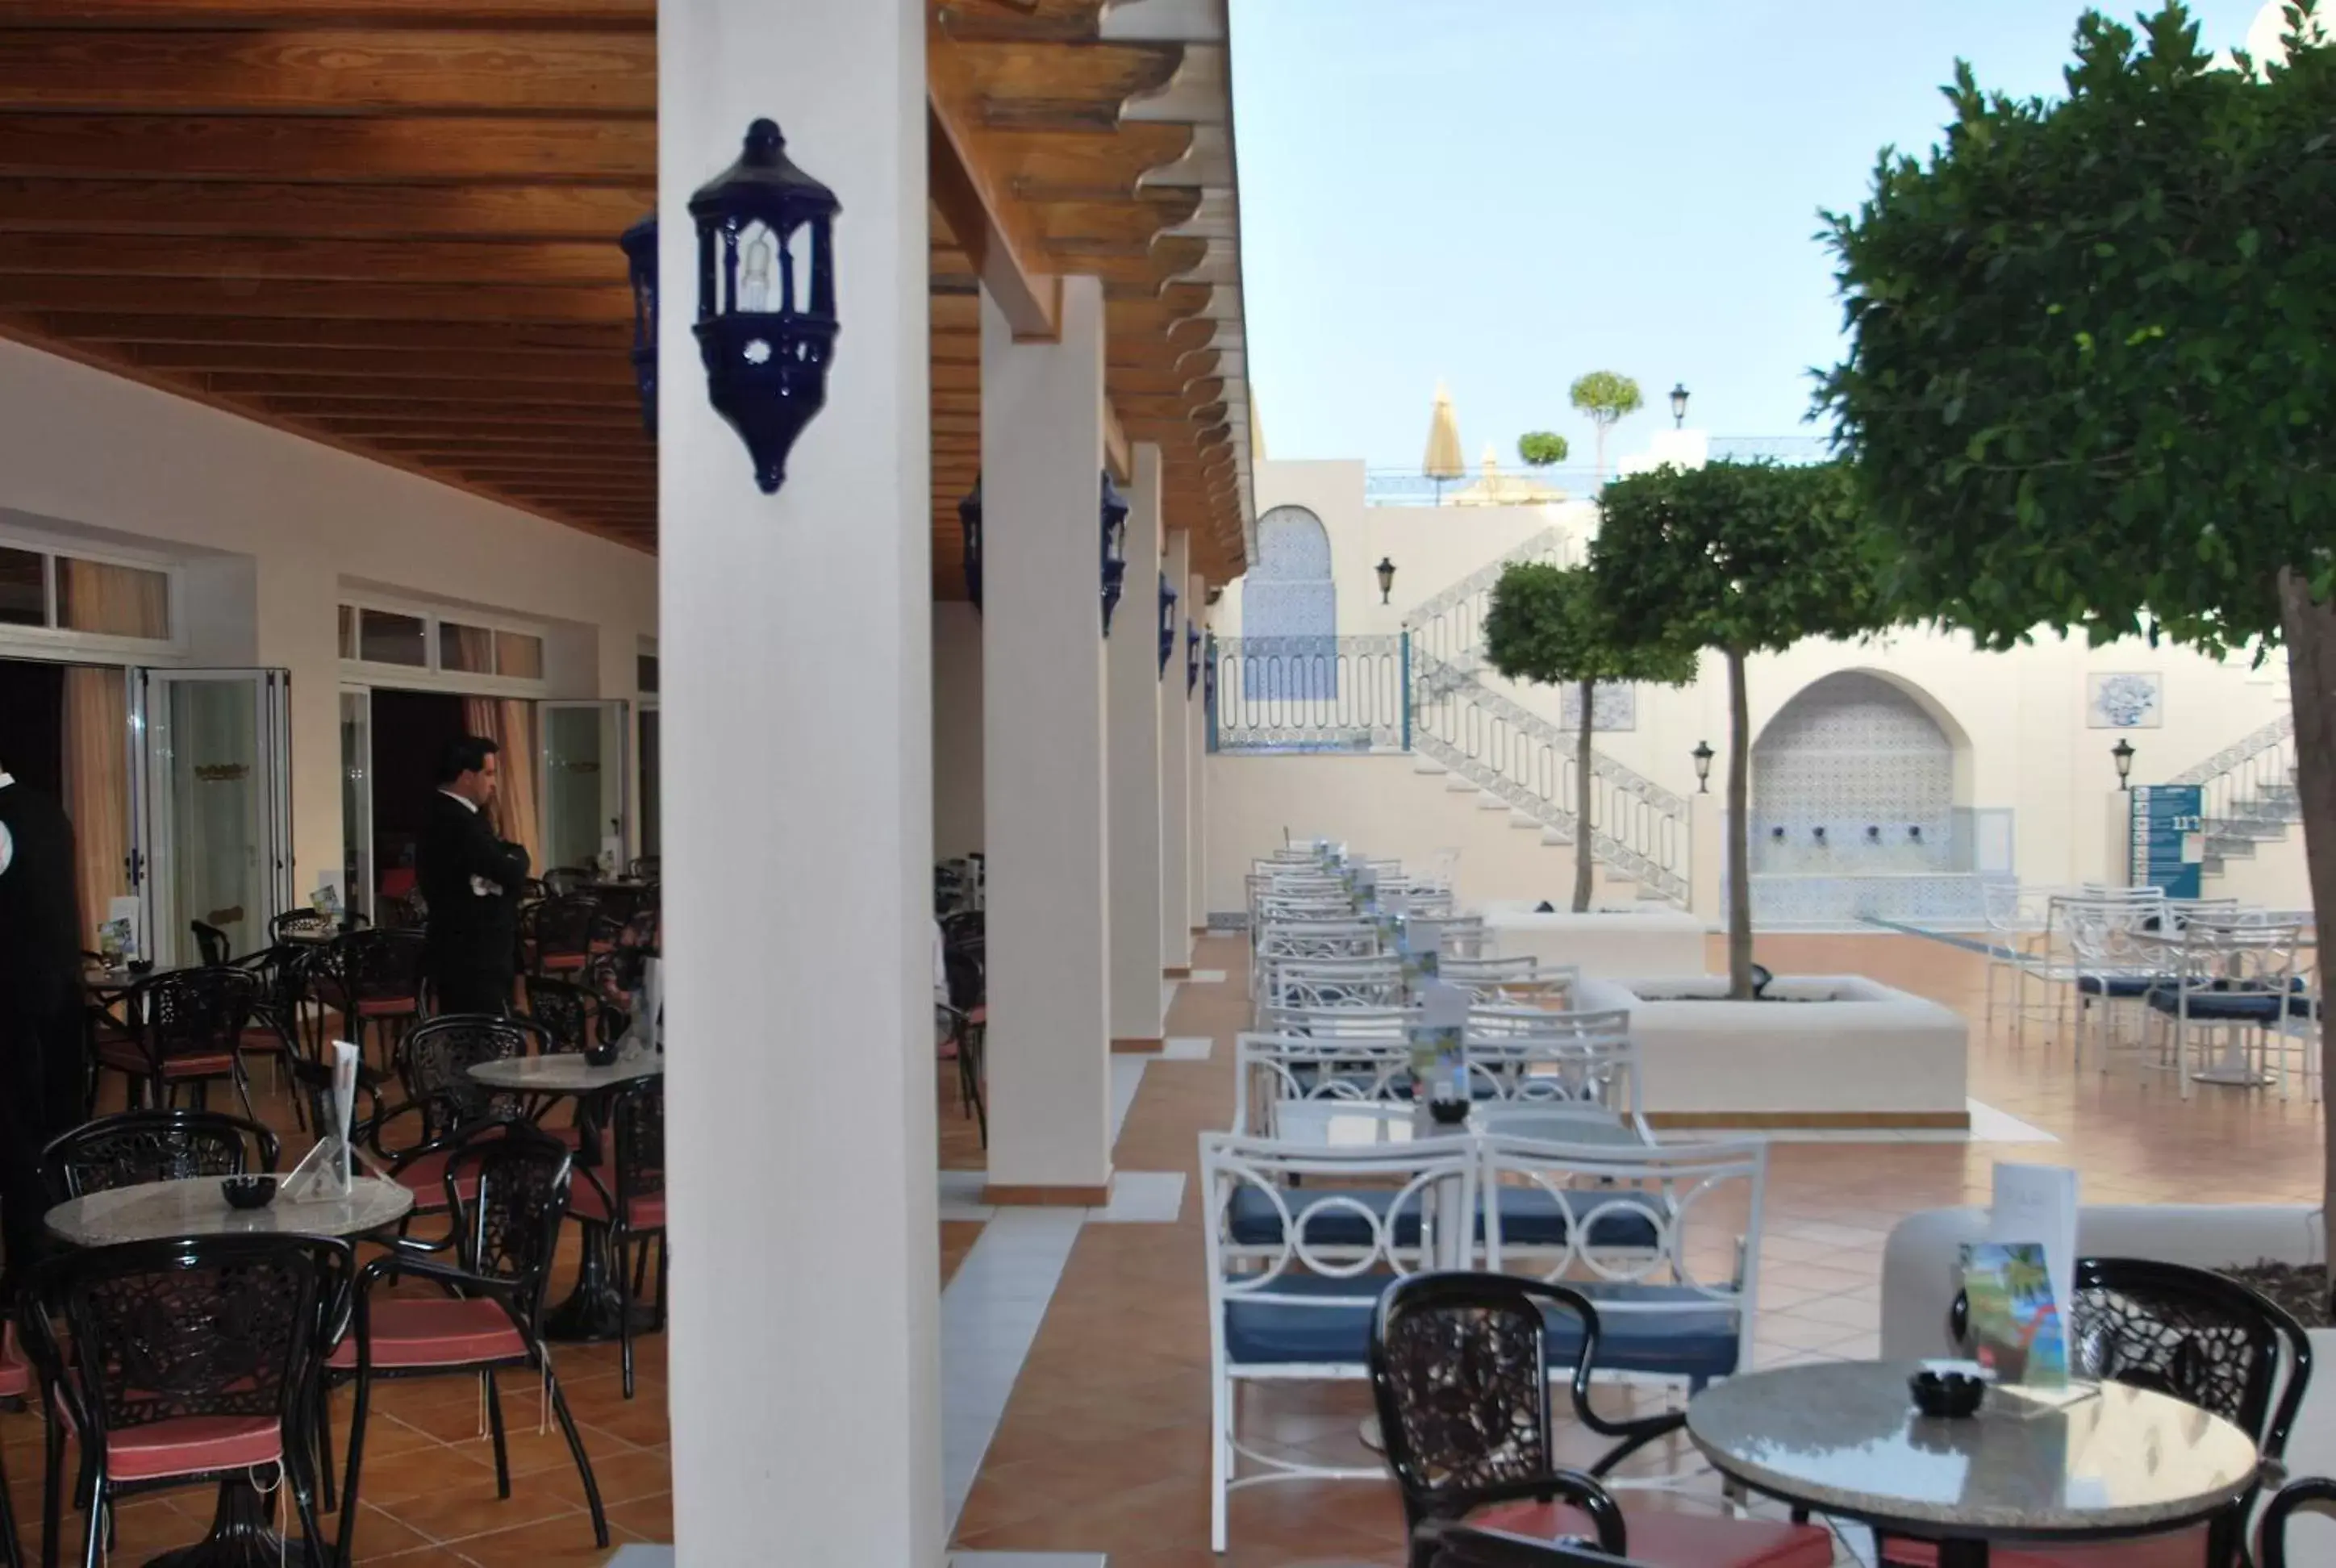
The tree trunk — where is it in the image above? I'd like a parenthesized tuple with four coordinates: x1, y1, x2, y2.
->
(1574, 679, 1596, 913)
(1727, 648, 1755, 999)
(2276, 571, 2336, 1293)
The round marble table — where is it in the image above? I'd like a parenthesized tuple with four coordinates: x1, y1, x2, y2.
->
(44, 1174, 414, 1568)
(1687, 1362, 2263, 1566)
(469, 1050, 661, 1341)
(45, 1174, 413, 1247)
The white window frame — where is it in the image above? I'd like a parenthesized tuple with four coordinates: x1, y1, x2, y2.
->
(337, 590, 550, 699)
(0, 525, 188, 665)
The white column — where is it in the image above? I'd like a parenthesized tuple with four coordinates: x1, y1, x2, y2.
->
(657, 2, 940, 1562)
(982, 275, 1114, 1199)
(1107, 444, 1166, 1045)
(1190, 573, 1211, 933)
(1160, 528, 1195, 971)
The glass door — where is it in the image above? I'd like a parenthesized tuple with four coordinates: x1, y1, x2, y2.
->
(130, 667, 292, 968)
(637, 699, 660, 864)
(540, 699, 629, 874)
(340, 686, 373, 924)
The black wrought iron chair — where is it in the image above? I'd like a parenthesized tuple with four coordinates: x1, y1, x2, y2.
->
(1370, 1273, 1834, 1568)
(627, 857, 659, 881)
(1908, 1255, 2312, 1568)
(940, 941, 987, 1145)
(522, 895, 612, 978)
(190, 920, 232, 968)
(317, 928, 429, 1068)
(572, 1078, 665, 1398)
(92, 966, 262, 1120)
(2263, 1476, 2336, 1568)
(19, 1233, 350, 1568)
(0, 1324, 23, 1568)
(1429, 1524, 1653, 1567)
(328, 1125, 609, 1562)
(540, 866, 596, 899)
(522, 973, 603, 1055)
(381, 1015, 563, 1217)
(40, 1109, 279, 1202)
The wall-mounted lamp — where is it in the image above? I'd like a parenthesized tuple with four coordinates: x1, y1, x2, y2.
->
(1669, 382, 1690, 430)
(1692, 740, 1714, 793)
(618, 216, 658, 435)
(688, 119, 840, 494)
(1099, 471, 1128, 636)
(1376, 557, 1397, 605)
(1158, 573, 1179, 678)
(958, 477, 982, 611)
(1202, 632, 1216, 710)
(2113, 738, 2136, 791)
(1185, 620, 1201, 695)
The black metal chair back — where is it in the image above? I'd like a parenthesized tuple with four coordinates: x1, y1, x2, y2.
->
(524, 895, 606, 971)
(541, 867, 595, 899)
(2264, 1476, 2336, 1568)
(607, 1078, 664, 1217)
(131, 965, 258, 1070)
(190, 920, 232, 967)
(332, 928, 428, 1007)
(395, 1014, 549, 1140)
(1429, 1526, 1646, 1567)
(445, 1126, 576, 1337)
(23, 1233, 349, 1478)
(627, 857, 659, 881)
(943, 943, 985, 1013)
(522, 974, 598, 1053)
(41, 1110, 279, 1201)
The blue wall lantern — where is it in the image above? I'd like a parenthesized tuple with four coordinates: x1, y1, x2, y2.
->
(1185, 619, 1201, 695)
(959, 477, 982, 611)
(1157, 574, 1179, 678)
(619, 216, 658, 436)
(689, 119, 839, 495)
(1099, 470, 1129, 635)
(1202, 631, 1216, 710)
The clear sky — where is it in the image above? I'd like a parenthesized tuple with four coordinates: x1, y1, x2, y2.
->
(1228, 0, 2274, 472)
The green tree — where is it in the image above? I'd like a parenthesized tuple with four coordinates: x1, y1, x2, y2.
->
(1483, 563, 1698, 911)
(1817, 1, 2336, 1255)
(1568, 371, 1643, 482)
(1517, 431, 1571, 469)
(1588, 459, 1888, 995)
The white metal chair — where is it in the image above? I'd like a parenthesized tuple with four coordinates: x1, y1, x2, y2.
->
(1258, 955, 1408, 1021)
(2048, 891, 2175, 1072)
(2143, 916, 2308, 1099)
(1233, 1032, 1413, 1136)
(1200, 1131, 1476, 1551)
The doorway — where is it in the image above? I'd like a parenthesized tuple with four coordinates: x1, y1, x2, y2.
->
(0, 655, 131, 956)
(363, 688, 472, 913)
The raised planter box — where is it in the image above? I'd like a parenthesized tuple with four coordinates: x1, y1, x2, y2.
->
(1574, 973, 1969, 1127)
(1881, 1203, 2330, 1555)
(1480, 902, 1711, 979)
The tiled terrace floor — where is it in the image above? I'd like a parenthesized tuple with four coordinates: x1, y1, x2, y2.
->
(2, 932, 2321, 1566)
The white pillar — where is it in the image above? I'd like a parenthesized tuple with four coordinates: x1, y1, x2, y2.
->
(1160, 528, 1195, 972)
(982, 275, 1114, 1200)
(1107, 444, 1166, 1045)
(659, 1, 940, 1561)
(1191, 573, 1211, 934)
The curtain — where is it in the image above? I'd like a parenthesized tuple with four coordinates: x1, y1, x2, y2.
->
(58, 558, 169, 640)
(464, 697, 540, 874)
(448, 623, 494, 674)
(60, 665, 129, 949)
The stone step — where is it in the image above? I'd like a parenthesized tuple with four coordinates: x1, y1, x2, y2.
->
(1412, 757, 1448, 776)
(1476, 792, 1511, 811)
(1540, 828, 1573, 847)
(1508, 810, 1544, 830)
(1444, 775, 1480, 794)
(2207, 836, 2259, 859)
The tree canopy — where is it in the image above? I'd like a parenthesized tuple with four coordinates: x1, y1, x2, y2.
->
(1483, 561, 1698, 690)
(1817, 2, 2336, 657)
(1587, 458, 1885, 657)
(1568, 371, 1643, 431)
(1517, 432, 1571, 469)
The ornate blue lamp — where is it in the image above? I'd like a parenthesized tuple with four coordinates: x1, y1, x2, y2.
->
(959, 477, 983, 611)
(1099, 470, 1129, 635)
(1157, 574, 1179, 677)
(688, 119, 839, 494)
(1185, 619, 1201, 694)
(1202, 631, 1216, 710)
(618, 216, 658, 436)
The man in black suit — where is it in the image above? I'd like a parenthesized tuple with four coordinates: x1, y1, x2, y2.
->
(416, 735, 531, 1015)
(0, 761, 87, 1304)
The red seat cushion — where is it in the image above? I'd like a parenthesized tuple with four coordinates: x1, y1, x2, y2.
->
(540, 953, 588, 972)
(1883, 1528, 2212, 1567)
(1473, 1500, 1835, 1568)
(106, 1414, 282, 1483)
(240, 1028, 287, 1052)
(329, 1298, 525, 1370)
(357, 995, 415, 1017)
(94, 1042, 236, 1078)
(570, 1179, 664, 1229)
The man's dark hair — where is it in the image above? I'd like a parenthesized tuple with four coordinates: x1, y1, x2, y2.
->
(436, 734, 500, 786)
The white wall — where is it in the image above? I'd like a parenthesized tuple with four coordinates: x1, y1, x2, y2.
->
(932, 602, 985, 861)
(0, 336, 657, 897)
(1236, 451, 2302, 902)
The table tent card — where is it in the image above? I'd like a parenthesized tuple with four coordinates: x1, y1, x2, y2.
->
(282, 1040, 382, 1200)
(1969, 1161, 2081, 1394)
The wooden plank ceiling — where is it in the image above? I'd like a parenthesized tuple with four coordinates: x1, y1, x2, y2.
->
(0, 0, 1252, 591)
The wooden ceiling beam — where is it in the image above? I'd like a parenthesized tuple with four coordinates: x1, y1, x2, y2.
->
(199, 371, 636, 406)
(0, 115, 652, 182)
(360, 430, 641, 451)
(119, 342, 626, 380)
(0, 233, 627, 286)
(927, 15, 1058, 341)
(0, 178, 653, 240)
(0, 30, 657, 115)
(0, 275, 632, 321)
(35, 312, 625, 353)
(7, 1, 656, 25)
(260, 399, 644, 427)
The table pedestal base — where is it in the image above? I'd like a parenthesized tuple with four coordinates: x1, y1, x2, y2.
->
(540, 1222, 655, 1343)
(144, 1478, 319, 1568)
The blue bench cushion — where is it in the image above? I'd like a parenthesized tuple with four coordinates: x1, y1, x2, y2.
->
(2076, 974, 2163, 998)
(1224, 1185, 1662, 1251)
(2146, 990, 2288, 1023)
(1220, 1274, 1740, 1379)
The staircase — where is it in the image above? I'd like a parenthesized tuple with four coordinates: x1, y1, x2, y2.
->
(1399, 532, 1695, 907)
(2166, 713, 2298, 874)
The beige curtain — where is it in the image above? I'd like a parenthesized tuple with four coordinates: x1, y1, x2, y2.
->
(448, 623, 494, 674)
(59, 558, 169, 639)
(464, 697, 540, 874)
(60, 666, 129, 948)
